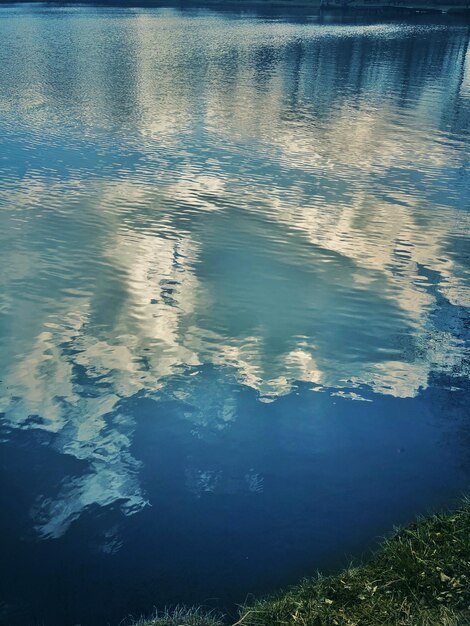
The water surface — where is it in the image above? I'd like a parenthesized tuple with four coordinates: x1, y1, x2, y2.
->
(0, 5, 469, 625)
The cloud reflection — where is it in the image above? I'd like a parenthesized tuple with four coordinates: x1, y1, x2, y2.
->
(0, 9, 469, 538)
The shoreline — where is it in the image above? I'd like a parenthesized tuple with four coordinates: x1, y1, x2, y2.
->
(135, 499, 470, 626)
(2, 0, 470, 15)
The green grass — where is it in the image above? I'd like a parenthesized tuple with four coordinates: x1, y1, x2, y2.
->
(136, 499, 470, 626)
(131, 606, 226, 626)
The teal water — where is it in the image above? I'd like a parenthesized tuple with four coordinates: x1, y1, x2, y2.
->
(0, 5, 469, 625)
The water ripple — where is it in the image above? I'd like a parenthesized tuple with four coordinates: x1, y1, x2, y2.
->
(0, 9, 469, 620)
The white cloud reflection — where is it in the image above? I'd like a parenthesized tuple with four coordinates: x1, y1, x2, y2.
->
(0, 11, 469, 538)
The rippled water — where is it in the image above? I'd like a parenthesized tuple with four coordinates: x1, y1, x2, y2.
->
(0, 5, 469, 625)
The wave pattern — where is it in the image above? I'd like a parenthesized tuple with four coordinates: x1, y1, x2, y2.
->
(0, 7, 469, 550)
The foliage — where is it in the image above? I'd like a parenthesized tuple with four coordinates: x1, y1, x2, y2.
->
(131, 605, 225, 626)
(136, 500, 470, 626)
(238, 500, 470, 626)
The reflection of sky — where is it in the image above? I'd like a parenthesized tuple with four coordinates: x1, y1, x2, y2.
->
(0, 7, 469, 539)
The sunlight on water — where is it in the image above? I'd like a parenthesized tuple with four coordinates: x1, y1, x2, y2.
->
(0, 6, 469, 625)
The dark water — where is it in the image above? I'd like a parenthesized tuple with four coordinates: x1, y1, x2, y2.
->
(0, 4, 469, 625)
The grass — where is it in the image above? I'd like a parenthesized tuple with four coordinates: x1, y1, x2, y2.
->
(130, 606, 226, 626)
(136, 499, 470, 626)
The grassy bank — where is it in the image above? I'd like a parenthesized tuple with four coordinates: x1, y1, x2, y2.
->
(136, 499, 470, 626)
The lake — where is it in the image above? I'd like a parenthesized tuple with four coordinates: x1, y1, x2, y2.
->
(0, 4, 469, 625)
